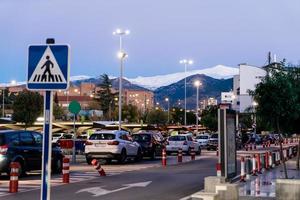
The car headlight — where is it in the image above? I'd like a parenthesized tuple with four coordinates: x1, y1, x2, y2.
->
(0, 155, 5, 162)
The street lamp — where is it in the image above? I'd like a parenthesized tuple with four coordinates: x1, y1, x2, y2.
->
(117, 51, 128, 130)
(180, 59, 193, 126)
(194, 80, 202, 132)
(165, 97, 170, 124)
(113, 28, 130, 130)
(252, 101, 258, 134)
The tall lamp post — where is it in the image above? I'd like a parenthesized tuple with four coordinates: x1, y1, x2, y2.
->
(252, 101, 258, 134)
(179, 59, 193, 126)
(165, 97, 170, 124)
(194, 80, 202, 132)
(113, 28, 130, 130)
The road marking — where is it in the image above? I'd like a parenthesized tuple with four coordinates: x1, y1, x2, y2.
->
(76, 181, 152, 197)
(179, 196, 191, 200)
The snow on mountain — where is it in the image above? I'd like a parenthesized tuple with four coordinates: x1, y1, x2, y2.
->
(126, 65, 239, 90)
(70, 75, 92, 81)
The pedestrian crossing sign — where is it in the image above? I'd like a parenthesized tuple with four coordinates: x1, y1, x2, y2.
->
(27, 45, 70, 90)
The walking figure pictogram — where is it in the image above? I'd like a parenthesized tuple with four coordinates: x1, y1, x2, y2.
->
(41, 55, 54, 82)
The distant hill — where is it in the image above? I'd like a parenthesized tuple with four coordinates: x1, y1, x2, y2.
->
(154, 74, 233, 109)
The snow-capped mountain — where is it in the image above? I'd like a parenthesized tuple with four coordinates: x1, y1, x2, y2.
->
(126, 65, 238, 90)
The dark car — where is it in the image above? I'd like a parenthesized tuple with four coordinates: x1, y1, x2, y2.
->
(207, 133, 218, 151)
(0, 130, 64, 176)
(132, 132, 165, 159)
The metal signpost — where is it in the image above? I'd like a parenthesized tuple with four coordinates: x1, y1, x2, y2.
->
(68, 100, 81, 163)
(27, 39, 70, 200)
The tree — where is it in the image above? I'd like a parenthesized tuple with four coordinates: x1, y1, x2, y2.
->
(122, 104, 139, 123)
(146, 109, 168, 126)
(95, 74, 114, 120)
(250, 62, 300, 178)
(200, 105, 218, 131)
(12, 91, 43, 129)
(53, 103, 65, 120)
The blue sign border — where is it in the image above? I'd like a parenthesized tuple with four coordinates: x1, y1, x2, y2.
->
(27, 44, 70, 90)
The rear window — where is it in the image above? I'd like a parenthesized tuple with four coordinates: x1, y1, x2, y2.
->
(53, 133, 62, 137)
(196, 135, 209, 139)
(0, 134, 5, 145)
(89, 133, 115, 140)
(168, 136, 186, 141)
(211, 134, 218, 139)
(132, 134, 151, 142)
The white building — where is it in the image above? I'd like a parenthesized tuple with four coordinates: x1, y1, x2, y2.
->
(232, 64, 266, 113)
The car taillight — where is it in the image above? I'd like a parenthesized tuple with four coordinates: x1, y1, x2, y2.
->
(183, 141, 188, 145)
(107, 141, 119, 145)
(0, 144, 8, 155)
(85, 141, 93, 145)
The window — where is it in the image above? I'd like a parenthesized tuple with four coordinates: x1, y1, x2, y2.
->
(32, 132, 42, 146)
(20, 132, 34, 146)
(89, 133, 115, 140)
(168, 136, 186, 141)
(7, 133, 20, 146)
(132, 134, 151, 142)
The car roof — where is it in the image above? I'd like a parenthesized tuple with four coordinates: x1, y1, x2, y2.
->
(94, 130, 127, 134)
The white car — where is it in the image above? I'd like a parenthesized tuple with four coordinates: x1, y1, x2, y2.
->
(52, 133, 64, 143)
(195, 134, 210, 147)
(85, 130, 142, 164)
(166, 134, 201, 155)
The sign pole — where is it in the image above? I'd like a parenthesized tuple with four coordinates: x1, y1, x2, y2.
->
(41, 90, 53, 200)
(72, 113, 76, 163)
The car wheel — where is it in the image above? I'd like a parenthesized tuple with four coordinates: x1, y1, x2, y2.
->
(86, 157, 92, 165)
(53, 159, 62, 174)
(151, 150, 157, 160)
(135, 148, 142, 162)
(118, 149, 127, 164)
(197, 147, 201, 155)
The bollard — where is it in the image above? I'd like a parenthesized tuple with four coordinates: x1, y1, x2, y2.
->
(254, 143, 257, 150)
(162, 148, 167, 166)
(256, 154, 261, 173)
(9, 162, 20, 193)
(240, 157, 246, 182)
(252, 154, 257, 176)
(245, 157, 252, 180)
(261, 154, 265, 172)
(249, 143, 253, 151)
(265, 152, 269, 170)
(191, 147, 195, 161)
(62, 157, 70, 183)
(269, 152, 273, 169)
(177, 148, 182, 163)
(91, 159, 106, 176)
(216, 163, 221, 177)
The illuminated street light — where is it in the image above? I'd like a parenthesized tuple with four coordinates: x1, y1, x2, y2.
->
(180, 59, 193, 125)
(194, 80, 202, 132)
(165, 98, 170, 123)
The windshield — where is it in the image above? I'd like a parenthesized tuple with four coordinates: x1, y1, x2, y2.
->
(89, 133, 115, 140)
(132, 134, 151, 142)
(196, 135, 209, 139)
(168, 136, 186, 141)
(53, 134, 62, 137)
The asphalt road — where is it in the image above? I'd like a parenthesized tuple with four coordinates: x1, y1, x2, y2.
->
(4, 155, 218, 200)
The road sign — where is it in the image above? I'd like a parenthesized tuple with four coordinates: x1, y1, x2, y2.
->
(68, 100, 81, 114)
(27, 45, 70, 90)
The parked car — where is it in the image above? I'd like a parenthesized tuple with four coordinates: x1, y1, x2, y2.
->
(85, 130, 142, 164)
(166, 134, 201, 155)
(0, 130, 63, 176)
(195, 134, 210, 148)
(132, 132, 165, 159)
(207, 133, 218, 150)
(52, 133, 64, 143)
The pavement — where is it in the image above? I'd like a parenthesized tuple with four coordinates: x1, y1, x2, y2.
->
(239, 158, 300, 199)
(0, 151, 218, 200)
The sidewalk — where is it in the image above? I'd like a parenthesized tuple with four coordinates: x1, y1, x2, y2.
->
(239, 158, 300, 199)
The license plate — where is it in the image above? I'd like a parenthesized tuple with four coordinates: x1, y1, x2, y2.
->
(95, 144, 105, 147)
